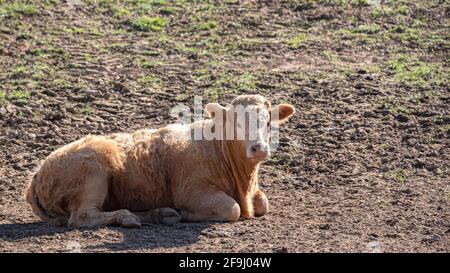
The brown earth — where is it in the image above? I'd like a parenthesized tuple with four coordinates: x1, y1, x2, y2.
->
(0, 0, 449, 252)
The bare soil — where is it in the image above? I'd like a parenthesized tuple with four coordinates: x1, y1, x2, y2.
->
(0, 0, 449, 252)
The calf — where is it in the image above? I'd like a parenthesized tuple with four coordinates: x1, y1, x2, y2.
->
(26, 95, 295, 227)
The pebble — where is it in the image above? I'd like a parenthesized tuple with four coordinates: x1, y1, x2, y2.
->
(367, 241, 382, 253)
(422, 235, 440, 243)
(273, 247, 288, 253)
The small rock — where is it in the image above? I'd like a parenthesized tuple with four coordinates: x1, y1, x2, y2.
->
(355, 82, 365, 89)
(45, 112, 65, 121)
(66, 106, 77, 114)
(356, 69, 367, 74)
(86, 116, 104, 123)
(84, 89, 100, 97)
(412, 159, 426, 169)
(326, 210, 340, 216)
(395, 114, 409, 123)
(367, 241, 382, 253)
(273, 247, 288, 253)
(400, 188, 413, 195)
(43, 90, 57, 97)
(422, 235, 440, 243)
(385, 219, 398, 226)
(66, 241, 82, 253)
(48, 139, 61, 146)
(112, 82, 130, 93)
(362, 111, 376, 118)
(81, 231, 94, 238)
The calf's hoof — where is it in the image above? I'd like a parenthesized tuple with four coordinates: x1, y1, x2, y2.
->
(118, 210, 142, 228)
(48, 216, 69, 227)
(158, 207, 181, 225)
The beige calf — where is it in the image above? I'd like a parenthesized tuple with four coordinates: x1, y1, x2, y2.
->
(26, 95, 294, 228)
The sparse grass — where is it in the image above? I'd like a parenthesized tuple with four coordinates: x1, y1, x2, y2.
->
(32, 71, 47, 80)
(204, 87, 225, 101)
(198, 20, 217, 30)
(81, 104, 95, 116)
(174, 42, 205, 56)
(131, 16, 168, 32)
(85, 0, 131, 18)
(340, 24, 382, 36)
(387, 169, 407, 184)
(52, 78, 71, 89)
(362, 64, 382, 74)
(63, 27, 85, 34)
(112, 6, 130, 17)
(387, 55, 448, 88)
(0, 90, 6, 105)
(396, 5, 408, 15)
(137, 75, 164, 91)
(137, 59, 163, 68)
(11, 66, 27, 77)
(161, 6, 177, 14)
(127, 0, 167, 5)
(84, 53, 99, 62)
(323, 51, 338, 62)
(388, 25, 422, 45)
(7, 90, 31, 104)
(158, 34, 171, 43)
(32, 112, 41, 123)
(439, 124, 450, 134)
(137, 75, 156, 83)
(108, 43, 129, 53)
(371, 6, 394, 17)
(0, 2, 38, 18)
(380, 95, 413, 115)
(238, 73, 257, 91)
(30, 63, 54, 80)
(30, 47, 69, 59)
(317, 0, 369, 6)
(288, 33, 306, 49)
(336, 23, 383, 45)
(352, 24, 382, 35)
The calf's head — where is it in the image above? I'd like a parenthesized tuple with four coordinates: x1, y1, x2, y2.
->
(205, 95, 295, 162)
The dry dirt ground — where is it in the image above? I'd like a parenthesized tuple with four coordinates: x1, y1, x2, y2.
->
(0, 0, 449, 252)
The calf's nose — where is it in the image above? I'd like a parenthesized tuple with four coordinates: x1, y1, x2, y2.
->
(250, 143, 270, 157)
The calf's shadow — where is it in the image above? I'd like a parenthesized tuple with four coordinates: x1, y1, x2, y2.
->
(0, 221, 212, 252)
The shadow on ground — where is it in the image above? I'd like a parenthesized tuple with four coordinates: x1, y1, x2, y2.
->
(89, 223, 212, 251)
(0, 222, 70, 240)
(86, 222, 212, 251)
(0, 221, 211, 252)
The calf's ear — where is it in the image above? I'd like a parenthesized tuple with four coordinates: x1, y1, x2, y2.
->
(205, 103, 227, 118)
(271, 104, 295, 123)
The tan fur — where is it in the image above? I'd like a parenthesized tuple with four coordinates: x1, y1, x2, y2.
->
(26, 95, 293, 227)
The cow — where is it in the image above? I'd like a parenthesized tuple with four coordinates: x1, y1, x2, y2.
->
(26, 94, 295, 228)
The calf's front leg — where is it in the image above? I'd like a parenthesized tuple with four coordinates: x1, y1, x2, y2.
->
(253, 190, 269, 216)
(179, 191, 241, 222)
